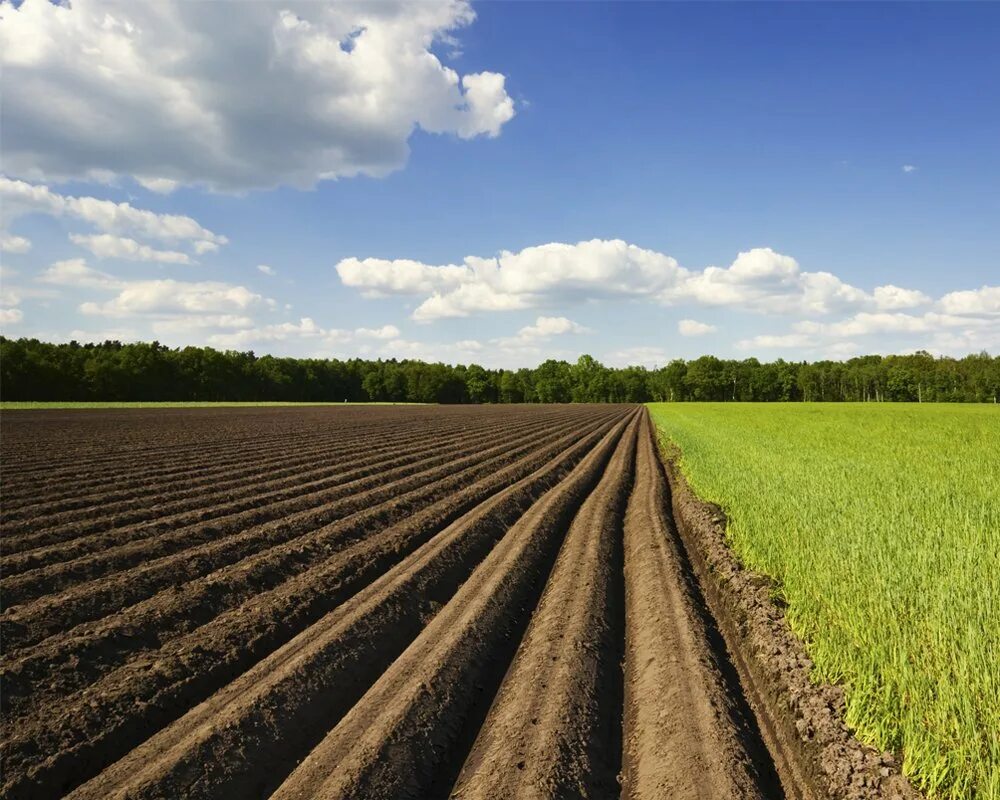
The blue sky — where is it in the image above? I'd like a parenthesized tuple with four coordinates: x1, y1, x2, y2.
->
(1, 0, 998, 367)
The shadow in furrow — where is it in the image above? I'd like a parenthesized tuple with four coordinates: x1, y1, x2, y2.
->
(424, 413, 637, 800)
(606, 464, 628, 795)
(652, 448, 784, 796)
(421, 509, 581, 800)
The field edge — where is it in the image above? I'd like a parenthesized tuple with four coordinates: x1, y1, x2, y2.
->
(650, 428, 923, 800)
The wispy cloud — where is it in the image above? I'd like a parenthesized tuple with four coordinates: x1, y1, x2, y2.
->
(677, 319, 716, 337)
(1, 177, 226, 252)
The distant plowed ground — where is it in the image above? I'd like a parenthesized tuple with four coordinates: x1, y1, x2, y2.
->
(1, 404, 925, 799)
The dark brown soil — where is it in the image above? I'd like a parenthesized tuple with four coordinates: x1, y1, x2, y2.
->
(0, 405, 922, 799)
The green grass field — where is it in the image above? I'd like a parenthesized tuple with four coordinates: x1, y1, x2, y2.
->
(0, 401, 422, 410)
(647, 403, 999, 799)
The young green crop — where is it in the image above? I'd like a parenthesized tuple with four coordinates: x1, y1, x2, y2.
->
(647, 403, 999, 799)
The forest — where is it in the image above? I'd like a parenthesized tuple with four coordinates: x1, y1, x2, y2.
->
(1, 337, 997, 404)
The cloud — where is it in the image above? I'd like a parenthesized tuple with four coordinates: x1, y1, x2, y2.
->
(872, 284, 931, 310)
(902, 165, 918, 173)
(517, 316, 588, 339)
(204, 319, 403, 351)
(0, 286, 26, 327)
(672, 248, 872, 315)
(809, 312, 980, 338)
(0, 177, 226, 250)
(151, 315, 257, 335)
(604, 346, 672, 369)
(80, 282, 263, 317)
(0, 233, 31, 253)
(456, 72, 516, 138)
(736, 332, 817, 350)
(30, 257, 413, 356)
(39, 258, 123, 288)
(342, 239, 685, 321)
(677, 319, 716, 337)
(336, 257, 468, 298)
(737, 310, 1000, 356)
(257, 264, 276, 276)
(939, 286, 1000, 315)
(206, 318, 331, 349)
(60, 267, 269, 317)
(0, 287, 21, 307)
(413, 282, 533, 320)
(355, 324, 401, 340)
(478, 316, 590, 366)
(0, 0, 515, 190)
(137, 177, 180, 194)
(69, 234, 193, 264)
(338, 240, 928, 322)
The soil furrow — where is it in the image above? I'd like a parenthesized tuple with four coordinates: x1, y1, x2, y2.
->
(0, 414, 596, 650)
(3, 411, 630, 800)
(2, 406, 512, 495)
(0, 418, 424, 519)
(0, 413, 618, 721)
(1, 412, 557, 573)
(620, 411, 778, 799)
(266, 411, 639, 800)
(450, 413, 637, 799)
(0, 416, 499, 529)
(2, 408, 573, 521)
(2, 419, 342, 485)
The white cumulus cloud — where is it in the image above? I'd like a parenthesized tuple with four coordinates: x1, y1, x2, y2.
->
(0, 234, 31, 253)
(39, 258, 123, 288)
(40, 259, 269, 337)
(517, 316, 588, 339)
(337, 240, 927, 322)
(0, 0, 516, 190)
(357, 239, 687, 322)
(677, 319, 716, 337)
(355, 325, 402, 340)
(69, 234, 193, 264)
(336, 257, 468, 298)
(257, 264, 277, 276)
(0, 286, 26, 327)
(79, 279, 266, 317)
(873, 284, 931, 310)
(673, 248, 872, 315)
(939, 286, 1000, 316)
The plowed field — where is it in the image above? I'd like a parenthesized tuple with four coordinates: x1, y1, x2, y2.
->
(1, 405, 783, 799)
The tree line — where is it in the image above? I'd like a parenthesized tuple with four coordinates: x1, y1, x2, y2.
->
(1, 337, 998, 403)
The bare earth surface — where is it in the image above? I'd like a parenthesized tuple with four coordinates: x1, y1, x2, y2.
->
(0, 405, 909, 799)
